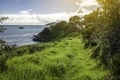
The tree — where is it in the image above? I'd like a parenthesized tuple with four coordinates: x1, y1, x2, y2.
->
(0, 17, 8, 43)
(0, 17, 9, 72)
(82, 0, 120, 79)
(0, 17, 8, 33)
(97, 0, 120, 77)
(69, 15, 83, 29)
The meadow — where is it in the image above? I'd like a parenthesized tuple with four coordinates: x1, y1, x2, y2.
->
(0, 32, 109, 80)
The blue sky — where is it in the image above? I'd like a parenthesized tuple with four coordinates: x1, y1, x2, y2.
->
(0, 0, 78, 14)
(0, 0, 99, 25)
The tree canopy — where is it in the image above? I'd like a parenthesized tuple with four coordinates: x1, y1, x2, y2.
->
(81, 0, 120, 79)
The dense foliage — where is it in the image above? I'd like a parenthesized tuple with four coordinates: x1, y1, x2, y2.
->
(81, 0, 120, 79)
(33, 16, 81, 42)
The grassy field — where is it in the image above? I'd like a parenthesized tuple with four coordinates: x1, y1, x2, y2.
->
(0, 33, 109, 80)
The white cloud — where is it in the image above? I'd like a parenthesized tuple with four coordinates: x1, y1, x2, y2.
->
(80, 0, 98, 7)
(0, 0, 99, 25)
(19, 9, 32, 15)
(0, 10, 79, 25)
(76, 0, 99, 13)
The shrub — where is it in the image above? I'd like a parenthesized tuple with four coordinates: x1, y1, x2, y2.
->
(33, 18, 81, 42)
(0, 44, 17, 72)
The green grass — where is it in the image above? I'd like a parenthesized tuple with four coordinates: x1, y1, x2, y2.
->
(0, 34, 109, 80)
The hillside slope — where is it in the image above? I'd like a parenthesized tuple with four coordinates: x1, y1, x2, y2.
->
(0, 33, 108, 80)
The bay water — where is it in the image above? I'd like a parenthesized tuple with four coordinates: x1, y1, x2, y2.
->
(0, 25, 46, 46)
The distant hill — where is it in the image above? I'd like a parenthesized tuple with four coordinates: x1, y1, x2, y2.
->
(45, 22, 57, 26)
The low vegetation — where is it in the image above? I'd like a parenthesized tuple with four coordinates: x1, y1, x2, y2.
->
(0, 32, 109, 80)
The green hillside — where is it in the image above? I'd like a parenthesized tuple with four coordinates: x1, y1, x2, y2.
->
(0, 33, 109, 80)
(1, 0, 120, 79)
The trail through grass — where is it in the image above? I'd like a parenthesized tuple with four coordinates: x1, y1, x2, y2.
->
(0, 35, 108, 80)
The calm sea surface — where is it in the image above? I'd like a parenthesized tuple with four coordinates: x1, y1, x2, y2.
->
(0, 25, 46, 46)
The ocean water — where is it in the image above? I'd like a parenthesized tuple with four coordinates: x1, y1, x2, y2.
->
(0, 25, 46, 46)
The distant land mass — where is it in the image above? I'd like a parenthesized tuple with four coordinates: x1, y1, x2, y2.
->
(45, 22, 57, 26)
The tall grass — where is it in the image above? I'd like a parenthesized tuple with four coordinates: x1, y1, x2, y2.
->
(0, 33, 109, 80)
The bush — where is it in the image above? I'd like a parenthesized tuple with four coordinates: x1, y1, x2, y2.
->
(81, 24, 97, 48)
(0, 44, 17, 72)
(0, 54, 8, 72)
(81, 0, 120, 79)
(33, 18, 81, 42)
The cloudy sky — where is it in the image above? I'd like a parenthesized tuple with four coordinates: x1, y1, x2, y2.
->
(0, 0, 99, 25)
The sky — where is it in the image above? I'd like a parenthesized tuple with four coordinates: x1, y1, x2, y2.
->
(0, 0, 99, 25)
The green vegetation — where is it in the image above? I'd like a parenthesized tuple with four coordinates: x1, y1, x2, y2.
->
(0, 17, 8, 44)
(0, 33, 108, 80)
(33, 16, 81, 42)
(81, 0, 120, 79)
(0, 15, 109, 79)
(1, 0, 120, 79)
(0, 17, 8, 33)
